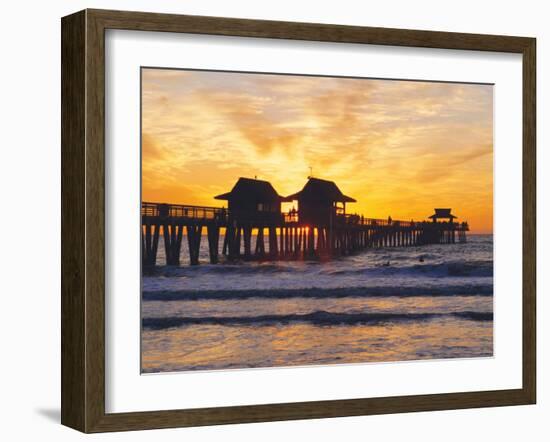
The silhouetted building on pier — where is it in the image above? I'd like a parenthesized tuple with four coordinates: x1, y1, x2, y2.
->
(286, 177, 356, 226)
(429, 208, 457, 223)
(214, 177, 288, 222)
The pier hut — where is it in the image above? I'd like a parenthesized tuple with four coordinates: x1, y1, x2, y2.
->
(285, 177, 356, 226)
(426, 208, 462, 244)
(214, 177, 287, 223)
(284, 178, 357, 257)
(428, 208, 457, 223)
(215, 177, 289, 259)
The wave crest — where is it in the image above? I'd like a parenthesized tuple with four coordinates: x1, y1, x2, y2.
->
(321, 260, 493, 277)
(143, 285, 493, 301)
(142, 310, 493, 330)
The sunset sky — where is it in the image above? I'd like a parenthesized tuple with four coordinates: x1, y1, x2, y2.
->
(142, 68, 493, 233)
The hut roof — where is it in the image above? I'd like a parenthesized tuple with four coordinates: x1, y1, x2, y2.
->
(214, 177, 287, 202)
(286, 177, 356, 203)
(428, 208, 457, 219)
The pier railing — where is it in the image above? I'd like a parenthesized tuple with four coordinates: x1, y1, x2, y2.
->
(346, 215, 466, 229)
(142, 202, 225, 220)
(142, 202, 467, 230)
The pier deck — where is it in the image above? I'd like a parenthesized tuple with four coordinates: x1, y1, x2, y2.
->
(142, 202, 469, 266)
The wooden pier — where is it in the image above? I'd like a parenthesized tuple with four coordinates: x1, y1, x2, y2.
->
(141, 202, 469, 267)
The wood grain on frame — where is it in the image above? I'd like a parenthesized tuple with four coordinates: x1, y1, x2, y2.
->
(61, 8, 536, 433)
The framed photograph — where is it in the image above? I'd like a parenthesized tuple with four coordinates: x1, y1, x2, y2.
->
(61, 9, 536, 432)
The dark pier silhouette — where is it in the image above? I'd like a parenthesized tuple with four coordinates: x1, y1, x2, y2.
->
(142, 177, 469, 267)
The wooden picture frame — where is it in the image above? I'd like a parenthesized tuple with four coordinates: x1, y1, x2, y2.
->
(61, 8, 536, 433)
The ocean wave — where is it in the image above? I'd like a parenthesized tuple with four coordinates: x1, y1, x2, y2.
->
(145, 259, 493, 279)
(142, 310, 493, 330)
(144, 263, 303, 277)
(321, 260, 493, 278)
(142, 284, 493, 301)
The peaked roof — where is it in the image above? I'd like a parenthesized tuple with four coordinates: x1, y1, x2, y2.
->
(214, 177, 287, 201)
(429, 208, 457, 219)
(286, 177, 356, 203)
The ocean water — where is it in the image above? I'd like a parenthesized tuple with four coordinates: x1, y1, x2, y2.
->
(141, 234, 493, 373)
